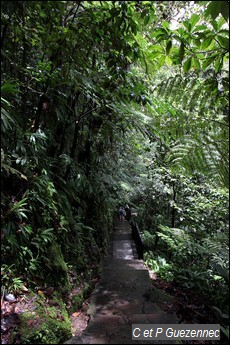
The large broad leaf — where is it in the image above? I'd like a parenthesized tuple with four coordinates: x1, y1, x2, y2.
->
(192, 57, 201, 69)
(201, 36, 213, 49)
(190, 14, 200, 30)
(183, 20, 192, 32)
(144, 15, 150, 26)
(165, 55, 172, 67)
(205, 1, 229, 22)
(217, 35, 229, 50)
(166, 40, 172, 55)
(150, 45, 164, 52)
(178, 42, 185, 63)
(162, 21, 170, 32)
(183, 57, 192, 72)
(202, 54, 218, 69)
(1, 82, 19, 94)
(220, 1, 229, 21)
(193, 24, 208, 32)
(205, 1, 222, 20)
(214, 59, 223, 73)
(151, 28, 167, 40)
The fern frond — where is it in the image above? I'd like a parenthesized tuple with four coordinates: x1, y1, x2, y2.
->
(152, 70, 229, 187)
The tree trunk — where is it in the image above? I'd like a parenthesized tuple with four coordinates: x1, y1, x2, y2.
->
(171, 182, 176, 228)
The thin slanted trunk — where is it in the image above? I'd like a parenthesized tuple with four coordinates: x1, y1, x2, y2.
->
(171, 182, 176, 228)
(64, 121, 80, 181)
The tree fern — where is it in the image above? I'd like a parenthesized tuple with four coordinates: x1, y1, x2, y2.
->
(150, 69, 229, 187)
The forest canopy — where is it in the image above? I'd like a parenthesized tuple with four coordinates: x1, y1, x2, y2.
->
(1, 1, 229, 343)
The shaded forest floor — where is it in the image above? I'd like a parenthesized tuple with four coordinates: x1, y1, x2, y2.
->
(1, 268, 222, 344)
(150, 276, 218, 325)
(1, 268, 100, 344)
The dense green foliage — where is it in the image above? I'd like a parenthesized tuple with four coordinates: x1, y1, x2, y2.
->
(1, 0, 229, 343)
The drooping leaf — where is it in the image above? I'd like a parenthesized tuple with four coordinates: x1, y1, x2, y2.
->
(1, 82, 19, 94)
(178, 42, 185, 63)
(190, 14, 200, 30)
(217, 35, 229, 50)
(201, 36, 213, 49)
(183, 57, 192, 72)
(165, 55, 172, 66)
(205, 1, 222, 20)
(220, 1, 229, 21)
(192, 57, 201, 69)
(166, 40, 172, 55)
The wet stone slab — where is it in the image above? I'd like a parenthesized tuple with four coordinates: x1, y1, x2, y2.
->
(103, 259, 147, 270)
(65, 314, 177, 344)
(113, 240, 134, 260)
(63, 220, 177, 344)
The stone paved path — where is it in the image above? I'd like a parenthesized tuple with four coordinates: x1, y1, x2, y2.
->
(64, 220, 177, 344)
